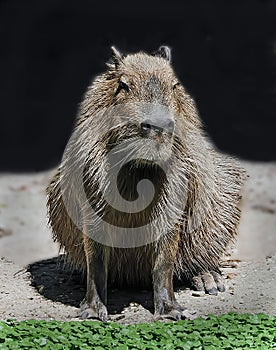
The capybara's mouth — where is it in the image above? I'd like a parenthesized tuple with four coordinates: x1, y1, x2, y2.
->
(133, 142, 173, 164)
(106, 123, 173, 157)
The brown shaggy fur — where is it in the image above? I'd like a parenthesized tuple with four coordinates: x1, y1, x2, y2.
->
(47, 47, 245, 295)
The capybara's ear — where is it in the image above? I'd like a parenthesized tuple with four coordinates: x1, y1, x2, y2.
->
(152, 46, 171, 62)
(110, 46, 123, 69)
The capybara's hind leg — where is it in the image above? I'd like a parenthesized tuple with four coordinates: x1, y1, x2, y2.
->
(80, 235, 109, 321)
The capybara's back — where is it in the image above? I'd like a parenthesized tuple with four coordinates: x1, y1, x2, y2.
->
(46, 46, 246, 320)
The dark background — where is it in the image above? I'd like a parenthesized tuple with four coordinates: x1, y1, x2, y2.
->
(1, 0, 275, 171)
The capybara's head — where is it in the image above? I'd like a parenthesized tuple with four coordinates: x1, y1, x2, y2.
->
(79, 46, 199, 165)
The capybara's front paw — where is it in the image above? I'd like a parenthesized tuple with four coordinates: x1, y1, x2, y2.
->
(79, 298, 108, 321)
(154, 300, 196, 321)
(192, 270, 225, 295)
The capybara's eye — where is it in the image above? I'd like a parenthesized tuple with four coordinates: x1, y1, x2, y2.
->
(173, 82, 180, 90)
(119, 80, 130, 92)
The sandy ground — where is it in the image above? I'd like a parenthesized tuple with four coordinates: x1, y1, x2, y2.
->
(0, 160, 275, 323)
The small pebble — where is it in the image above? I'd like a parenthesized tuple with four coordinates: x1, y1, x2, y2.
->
(226, 273, 236, 280)
(38, 285, 45, 294)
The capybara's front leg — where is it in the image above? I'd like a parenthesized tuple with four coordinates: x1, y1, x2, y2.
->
(80, 235, 109, 321)
(152, 238, 196, 320)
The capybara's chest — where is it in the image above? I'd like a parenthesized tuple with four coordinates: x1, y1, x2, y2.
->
(107, 246, 154, 287)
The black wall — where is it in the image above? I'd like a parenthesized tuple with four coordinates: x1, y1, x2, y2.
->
(1, 0, 275, 171)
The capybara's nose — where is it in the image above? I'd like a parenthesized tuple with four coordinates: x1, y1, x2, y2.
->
(141, 119, 174, 136)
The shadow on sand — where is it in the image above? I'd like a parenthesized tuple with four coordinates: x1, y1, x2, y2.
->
(27, 256, 155, 316)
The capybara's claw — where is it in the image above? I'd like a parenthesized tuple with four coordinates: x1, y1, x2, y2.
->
(80, 299, 108, 321)
(154, 299, 197, 321)
(192, 271, 225, 295)
(154, 308, 197, 321)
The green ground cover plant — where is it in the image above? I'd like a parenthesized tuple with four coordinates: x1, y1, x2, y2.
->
(0, 313, 275, 349)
